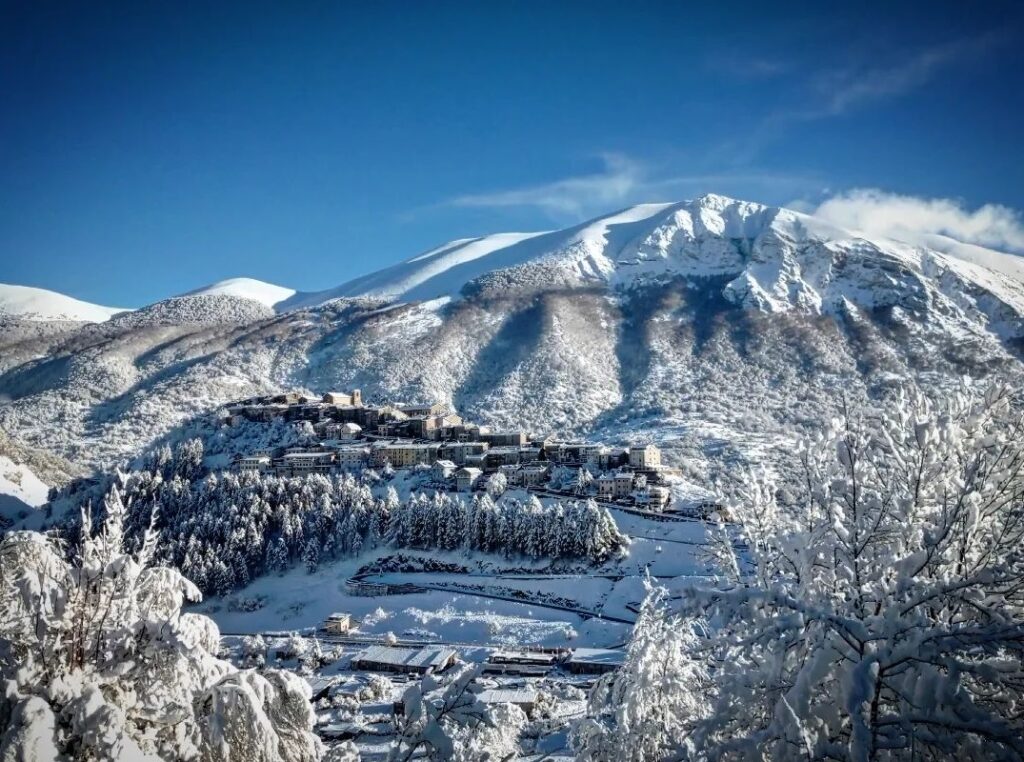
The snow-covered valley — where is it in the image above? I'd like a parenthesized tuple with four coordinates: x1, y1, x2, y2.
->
(3, 194, 1024, 760)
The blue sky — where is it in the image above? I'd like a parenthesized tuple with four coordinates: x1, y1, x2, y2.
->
(2, 1, 1023, 307)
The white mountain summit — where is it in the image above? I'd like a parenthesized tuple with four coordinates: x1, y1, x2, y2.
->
(0, 283, 128, 323)
(182, 277, 297, 309)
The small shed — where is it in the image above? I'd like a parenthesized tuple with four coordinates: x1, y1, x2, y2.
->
(322, 612, 352, 634)
(488, 649, 559, 666)
(307, 676, 340, 702)
(485, 649, 559, 676)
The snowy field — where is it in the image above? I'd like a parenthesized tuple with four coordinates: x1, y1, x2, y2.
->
(199, 506, 714, 648)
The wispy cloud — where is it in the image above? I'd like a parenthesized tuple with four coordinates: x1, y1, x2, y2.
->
(450, 153, 644, 218)
(707, 54, 793, 81)
(813, 188, 1024, 253)
(721, 31, 1008, 164)
(806, 32, 1005, 119)
(444, 153, 820, 221)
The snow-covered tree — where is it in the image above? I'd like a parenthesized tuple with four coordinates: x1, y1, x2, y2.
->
(573, 582, 708, 761)
(586, 385, 1024, 761)
(389, 665, 493, 762)
(485, 471, 508, 499)
(303, 538, 320, 573)
(0, 489, 322, 761)
(574, 467, 594, 496)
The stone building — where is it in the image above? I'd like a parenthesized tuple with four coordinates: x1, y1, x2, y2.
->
(628, 444, 661, 470)
(323, 390, 363, 406)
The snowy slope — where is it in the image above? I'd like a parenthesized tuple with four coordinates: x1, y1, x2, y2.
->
(284, 195, 1024, 315)
(280, 232, 549, 309)
(183, 277, 297, 309)
(914, 234, 1024, 284)
(0, 455, 48, 507)
(0, 283, 127, 322)
(0, 455, 49, 527)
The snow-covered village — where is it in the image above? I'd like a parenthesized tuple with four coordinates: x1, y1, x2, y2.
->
(3, 4, 1024, 761)
(225, 389, 680, 511)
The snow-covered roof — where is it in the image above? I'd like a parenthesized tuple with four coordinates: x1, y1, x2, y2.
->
(322, 443, 368, 452)
(490, 649, 557, 664)
(434, 460, 456, 468)
(477, 688, 538, 706)
(306, 676, 339, 698)
(353, 645, 456, 670)
(568, 648, 626, 666)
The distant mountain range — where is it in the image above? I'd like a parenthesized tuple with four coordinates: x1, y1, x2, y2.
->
(2, 194, 1022, 489)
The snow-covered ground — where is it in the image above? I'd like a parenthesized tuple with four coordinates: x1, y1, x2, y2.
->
(0, 455, 49, 526)
(199, 552, 627, 649)
(197, 504, 715, 653)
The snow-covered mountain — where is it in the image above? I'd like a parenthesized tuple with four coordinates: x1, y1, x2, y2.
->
(182, 277, 297, 309)
(2, 195, 1023, 482)
(0, 283, 128, 322)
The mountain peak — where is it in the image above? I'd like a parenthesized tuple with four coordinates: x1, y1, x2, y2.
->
(0, 283, 127, 323)
(182, 277, 297, 308)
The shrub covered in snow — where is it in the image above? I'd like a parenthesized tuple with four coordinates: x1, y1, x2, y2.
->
(0, 489, 322, 761)
(579, 385, 1024, 760)
(390, 664, 522, 762)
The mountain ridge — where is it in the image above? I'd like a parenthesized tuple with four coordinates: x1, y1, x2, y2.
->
(1, 194, 1022, 486)
(6, 195, 1024, 323)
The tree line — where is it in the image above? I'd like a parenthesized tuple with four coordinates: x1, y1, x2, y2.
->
(69, 441, 630, 596)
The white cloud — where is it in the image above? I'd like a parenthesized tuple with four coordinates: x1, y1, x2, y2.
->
(446, 154, 819, 221)
(813, 189, 1024, 253)
(449, 153, 645, 218)
(451, 154, 637, 216)
(723, 32, 1008, 165)
(812, 34, 1000, 118)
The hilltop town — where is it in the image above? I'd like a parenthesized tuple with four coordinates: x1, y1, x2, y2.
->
(225, 389, 679, 510)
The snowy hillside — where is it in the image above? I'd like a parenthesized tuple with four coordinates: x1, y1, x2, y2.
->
(1, 195, 1023, 481)
(106, 293, 276, 328)
(0, 283, 127, 322)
